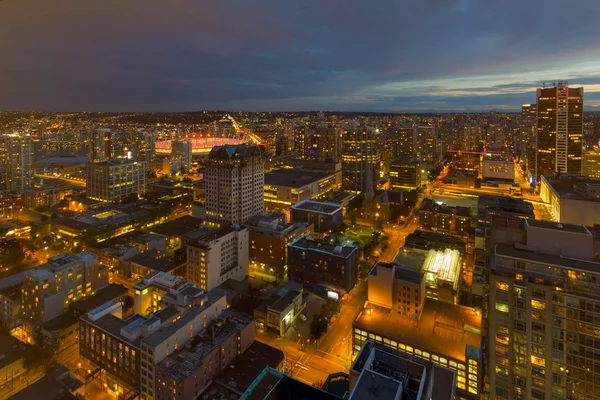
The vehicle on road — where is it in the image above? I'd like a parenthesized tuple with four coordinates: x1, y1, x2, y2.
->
(300, 314, 307, 321)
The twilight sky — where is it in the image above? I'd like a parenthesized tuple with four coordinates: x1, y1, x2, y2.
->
(1, 0, 600, 112)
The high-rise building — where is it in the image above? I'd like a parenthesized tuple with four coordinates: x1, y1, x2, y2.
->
(0, 133, 33, 192)
(415, 126, 439, 164)
(205, 144, 264, 225)
(488, 218, 600, 400)
(520, 104, 537, 157)
(86, 159, 147, 202)
(171, 139, 192, 173)
(185, 225, 250, 291)
(89, 129, 112, 163)
(389, 155, 421, 190)
(341, 127, 379, 192)
(536, 82, 583, 178)
(582, 150, 600, 178)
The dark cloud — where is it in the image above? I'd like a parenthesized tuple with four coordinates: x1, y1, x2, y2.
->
(0, 0, 599, 111)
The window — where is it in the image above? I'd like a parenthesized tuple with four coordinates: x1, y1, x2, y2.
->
(495, 302, 509, 313)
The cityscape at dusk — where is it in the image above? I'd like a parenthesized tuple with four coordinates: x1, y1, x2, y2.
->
(2, 1, 600, 400)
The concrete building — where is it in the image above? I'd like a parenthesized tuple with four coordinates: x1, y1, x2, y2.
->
(536, 82, 583, 178)
(582, 150, 600, 178)
(264, 169, 339, 208)
(154, 310, 255, 400)
(481, 153, 514, 182)
(389, 156, 421, 190)
(87, 159, 147, 202)
(171, 139, 193, 173)
(206, 144, 264, 225)
(288, 237, 358, 292)
(290, 200, 343, 234)
(418, 198, 470, 237)
(487, 218, 600, 400)
(353, 289, 482, 398)
(520, 104, 537, 158)
(244, 213, 313, 280)
(186, 225, 250, 291)
(368, 262, 426, 319)
(415, 126, 439, 164)
(0, 283, 22, 330)
(22, 252, 108, 327)
(341, 127, 379, 192)
(23, 186, 62, 209)
(0, 133, 33, 192)
(79, 279, 227, 399)
(89, 129, 112, 163)
(254, 285, 303, 336)
(350, 340, 456, 400)
(539, 174, 600, 226)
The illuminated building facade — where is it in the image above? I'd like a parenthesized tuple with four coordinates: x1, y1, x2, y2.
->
(86, 159, 147, 202)
(418, 199, 470, 238)
(582, 150, 600, 178)
(520, 104, 537, 158)
(206, 144, 264, 225)
(536, 82, 583, 178)
(23, 186, 61, 209)
(263, 169, 338, 208)
(341, 127, 379, 192)
(488, 218, 600, 400)
(186, 225, 250, 291)
(171, 139, 192, 173)
(22, 252, 108, 326)
(244, 214, 313, 280)
(90, 129, 112, 163)
(389, 156, 421, 190)
(415, 126, 439, 164)
(0, 133, 33, 192)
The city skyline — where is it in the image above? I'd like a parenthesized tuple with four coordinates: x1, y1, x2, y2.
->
(2, 0, 600, 112)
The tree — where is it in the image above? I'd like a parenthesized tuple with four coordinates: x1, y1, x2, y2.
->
(121, 193, 139, 204)
(373, 219, 384, 232)
(310, 314, 328, 340)
(0, 239, 25, 266)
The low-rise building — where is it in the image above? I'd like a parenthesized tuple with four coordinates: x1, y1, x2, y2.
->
(80, 280, 227, 398)
(7, 365, 83, 400)
(126, 250, 186, 280)
(481, 153, 514, 182)
(23, 186, 62, 209)
(418, 198, 470, 237)
(288, 238, 358, 292)
(254, 285, 303, 335)
(264, 169, 339, 208)
(350, 340, 456, 400)
(540, 174, 600, 225)
(86, 159, 147, 202)
(155, 310, 255, 400)
(0, 283, 22, 330)
(290, 200, 343, 234)
(22, 252, 108, 327)
(244, 213, 313, 280)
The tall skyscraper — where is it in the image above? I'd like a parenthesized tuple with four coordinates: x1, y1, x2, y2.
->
(206, 144, 264, 225)
(536, 82, 583, 178)
(341, 127, 379, 192)
(415, 125, 439, 164)
(0, 133, 34, 192)
(89, 129, 112, 163)
(520, 104, 537, 157)
(171, 138, 192, 173)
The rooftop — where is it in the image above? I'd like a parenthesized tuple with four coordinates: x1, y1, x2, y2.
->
(404, 230, 466, 254)
(289, 237, 357, 258)
(7, 366, 82, 400)
(126, 250, 184, 273)
(494, 243, 600, 274)
(291, 200, 342, 215)
(82, 313, 144, 347)
(150, 215, 204, 237)
(71, 283, 128, 315)
(541, 174, 600, 201)
(209, 144, 261, 160)
(0, 282, 23, 301)
(268, 290, 302, 313)
(354, 298, 481, 363)
(265, 169, 330, 188)
(420, 198, 470, 217)
(216, 341, 285, 395)
(240, 367, 342, 400)
(350, 370, 401, 400)
(0, 332, 26, 371)
(525, 218, 591, 235)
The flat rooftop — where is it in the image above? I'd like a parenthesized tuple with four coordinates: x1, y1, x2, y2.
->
(291, 200, 342, 215)
(0, 332, 26, 371)
(216, 341, 284, 395)
(404, 230, 466, 253)
(495, 243, 600, 274)
(82, 313, 144, 347)
(265, 169, 330, 188)
(241, 367, 341, 400)
(525, 218, 591, 235)
(351, 370, 400, 400)
(290, 237, 356, 258)
(126, 250, 184, 273)
(7, 366, 82, 400)
(354, 298, 481, 363)
(71, 283, 128, 315)
(542, 174, 600, 201)
(420, 198, 470, 217)
(150, 215, 204, 237)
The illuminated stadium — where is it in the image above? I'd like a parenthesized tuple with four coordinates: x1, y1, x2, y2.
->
(155, 137, 249, 156)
